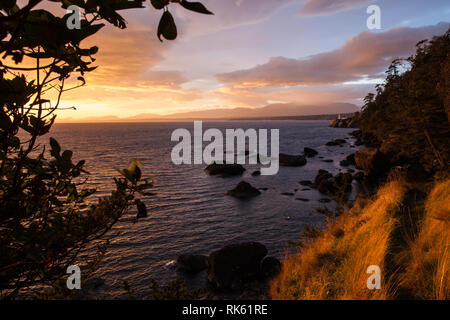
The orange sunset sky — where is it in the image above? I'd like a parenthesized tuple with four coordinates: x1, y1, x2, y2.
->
(29, 0, 450, 120)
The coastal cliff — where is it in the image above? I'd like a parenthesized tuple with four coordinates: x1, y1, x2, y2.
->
(271, 30, 450, 300)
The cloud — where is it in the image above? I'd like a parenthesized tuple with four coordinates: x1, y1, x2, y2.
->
(80, 24, 190, 89)
(298, 0, 372, 16)
(216, 23, 450, 88)
(171, 0, 296, 38)
(211, 83, 373, 108)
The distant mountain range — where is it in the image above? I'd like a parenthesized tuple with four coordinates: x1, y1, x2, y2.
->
(59, 102, 360, 122)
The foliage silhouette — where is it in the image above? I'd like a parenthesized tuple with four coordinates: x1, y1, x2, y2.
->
(0, 0, 212, 299)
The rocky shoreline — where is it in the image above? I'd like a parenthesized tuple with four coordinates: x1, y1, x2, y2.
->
(173, 119, 379, 299)
(176, 242, 280, 299)
(174, 116, 410, 299)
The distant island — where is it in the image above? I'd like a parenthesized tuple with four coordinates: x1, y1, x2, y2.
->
(58, 103, 359, 123)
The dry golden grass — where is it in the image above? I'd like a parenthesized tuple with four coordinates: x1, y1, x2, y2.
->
(271, 180, 406, 300)
(400, 179, 450, 299)
(271, 178, 450, 300)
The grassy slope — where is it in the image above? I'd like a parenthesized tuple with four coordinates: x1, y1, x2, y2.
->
(400, 179, 449, 299)
(270, 179, 449, 300)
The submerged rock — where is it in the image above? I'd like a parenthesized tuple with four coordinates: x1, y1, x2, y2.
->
(207, 242, 268, 290)
(326, 139, 346, 146)
(303, 147, 318, 158)
(279, 153, 307, 167)
(177, 254, 208, 274)
(252, 170, 261, 176)
(340, 153, 356, 167)
(299, 180, 313, 186)
(226, 181, 261, 199)
(204, 163, 245, 177)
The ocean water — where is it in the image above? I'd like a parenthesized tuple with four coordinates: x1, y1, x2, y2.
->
(45, 120, 360, 298)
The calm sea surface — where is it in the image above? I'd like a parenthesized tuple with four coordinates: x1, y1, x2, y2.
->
(44, 121, 360, 298)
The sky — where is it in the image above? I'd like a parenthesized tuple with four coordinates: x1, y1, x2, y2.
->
(46, 0, 450, 120)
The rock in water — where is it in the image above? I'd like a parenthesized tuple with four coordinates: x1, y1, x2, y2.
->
(177, 254, 208, 274)
(303, 147, 318, 158)
(279, 153, 307, 167)
(135, 199, 147, 219)
(226, 181, 261, 199)
(340, 153, 356, 167)
(314, 170, 333, 186)
(299, 180, 313, 186)
(204, 163, 245, 177)
(326, 139, 346, 146)
(333, 172, 353, 194)
(207, 242, 268, 290)
(252, 170, 261, 176)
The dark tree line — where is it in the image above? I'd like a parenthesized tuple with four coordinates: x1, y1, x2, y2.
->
(359, 29, 450, 177)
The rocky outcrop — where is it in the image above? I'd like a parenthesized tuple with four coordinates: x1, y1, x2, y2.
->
(177, 254, 208, 274)
(314, 169, 333, 186)
(313, 170, 335, 195)
(333, 172, 353, 194)
(329, 115, 359, 128)
(354, 149, 389, 177)
(279, 153, 307, 167)
(226, 181, 261, 199)
(303, 147, 318, 158)
(309, 170, 353, 199)
(204, 163, 245, 177)
(339, 153, 356, 167)
(207, 242, 268, 290)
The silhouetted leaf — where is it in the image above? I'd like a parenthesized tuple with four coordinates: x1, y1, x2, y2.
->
(157, 11, 177, 42)
(1, 0, 17, 11)
(50, 138, 61, 157)
(179, 0, 213, 15)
